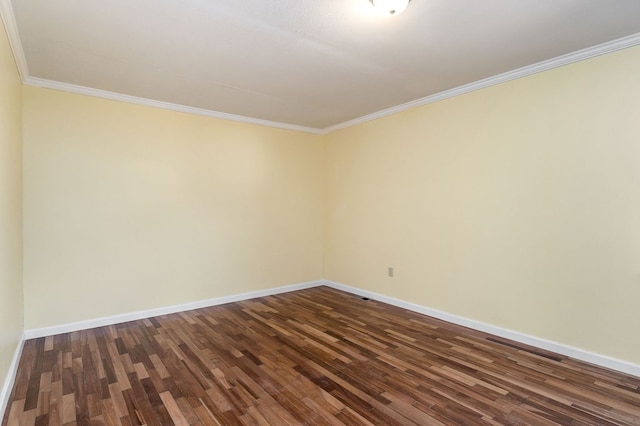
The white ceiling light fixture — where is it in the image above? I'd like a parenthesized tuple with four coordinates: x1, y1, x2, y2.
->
(370, 0, 411, 16)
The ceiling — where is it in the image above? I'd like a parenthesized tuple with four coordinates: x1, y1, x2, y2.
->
(4, 0, 640, 132)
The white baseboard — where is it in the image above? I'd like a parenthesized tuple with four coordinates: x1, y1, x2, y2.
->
(24, 280, 324, 339)
(20, 278, 640, 379)
(0, 333, 26, 421)
(322, 280, 640, 379)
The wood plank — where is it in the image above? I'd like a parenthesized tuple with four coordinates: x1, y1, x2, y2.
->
(3, 286, 640, 425)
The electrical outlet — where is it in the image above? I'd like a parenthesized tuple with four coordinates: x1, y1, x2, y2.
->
(388, 267, 394, 277)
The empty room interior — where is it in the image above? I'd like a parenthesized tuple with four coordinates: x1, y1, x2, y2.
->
(1, 0, 640, 424)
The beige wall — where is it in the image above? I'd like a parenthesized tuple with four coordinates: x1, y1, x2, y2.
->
(22, 87, 324, 329)
(14, 34, 640, 367)
(0, 18, 23, 393)
(325, 46, 640, 364)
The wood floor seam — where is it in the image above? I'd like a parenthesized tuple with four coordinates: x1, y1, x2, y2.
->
(2, 286, 639, 425)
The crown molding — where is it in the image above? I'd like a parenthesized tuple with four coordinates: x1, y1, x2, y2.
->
(4, 0, 640, 136)
(323, 32, 640, 134)
(24, 76, 324, 135)
(0, 0, 29, 80)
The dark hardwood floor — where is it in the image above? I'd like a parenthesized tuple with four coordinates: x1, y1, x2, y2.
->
(3, 286, 640, 425)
